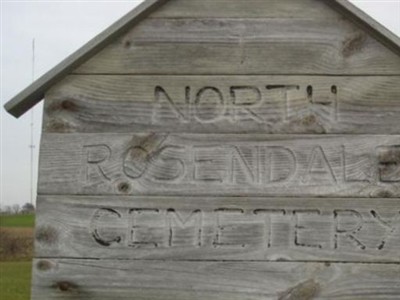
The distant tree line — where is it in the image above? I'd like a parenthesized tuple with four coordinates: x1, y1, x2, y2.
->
(0, 203, 35, 215)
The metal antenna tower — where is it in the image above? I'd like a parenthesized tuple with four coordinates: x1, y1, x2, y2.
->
(29, 39, 36, 205)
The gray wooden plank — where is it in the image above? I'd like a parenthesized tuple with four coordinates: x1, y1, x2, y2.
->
(149, 0, 400, 58)
(148, 0, 400, 57)
(74, 18, 400, 75)
(44, 75, 400, 134)
(122, 18, 365, 44)
(38, 134, 400, 197)
(323, 0, 400, 57)
(148, 0, 350, 19)
(35, 196, 400, 262)
(31, 259, 400, 300)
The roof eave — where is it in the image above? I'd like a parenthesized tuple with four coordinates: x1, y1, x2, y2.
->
(4, 0, 400, 118)
(4, 0, 169, 118)
(322, 0, 400, 57)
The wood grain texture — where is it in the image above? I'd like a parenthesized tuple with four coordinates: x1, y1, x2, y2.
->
(149, 0, 341, 18)
(146, 0, 400, 57)
(18, 0, 400, 297)
(31, 259, 400, 300)
(323, 0, 400, 57)
(74, 18, 400, 75)
(38, 133, 400, 197)
(35, 196, 400, 262)
(123, 18, 364, 44)
(44, 75, 400, 134)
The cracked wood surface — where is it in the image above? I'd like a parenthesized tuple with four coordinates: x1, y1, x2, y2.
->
(149, 0, 342, 19)
(34, 196, 400, 262)
(32, 0, 400, 298)
(31, 259, 400, 300)
(73, 17, 400, 75)
(44, 75, 400, 134)
(38, 133, 400, 197)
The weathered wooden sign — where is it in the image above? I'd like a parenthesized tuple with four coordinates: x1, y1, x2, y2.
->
(4, 0, 400, 299)
(36, 197, 399, 262)
(44, 76, 400, 133)
(39, 134, 399, 197)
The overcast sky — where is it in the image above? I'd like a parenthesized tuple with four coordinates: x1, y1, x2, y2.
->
(1, 0, 399, 208)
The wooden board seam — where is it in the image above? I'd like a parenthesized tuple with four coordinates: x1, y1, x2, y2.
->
(33, 257, 400, 265)
(69, 73, 400, 76)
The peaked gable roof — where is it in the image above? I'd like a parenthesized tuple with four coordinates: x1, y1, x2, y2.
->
(4, 0, 400, 118)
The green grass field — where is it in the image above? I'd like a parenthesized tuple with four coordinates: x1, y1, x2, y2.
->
(0, 214, 35, 228)
(0, 261, 32, 300)
(0, 214, 34, 300)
